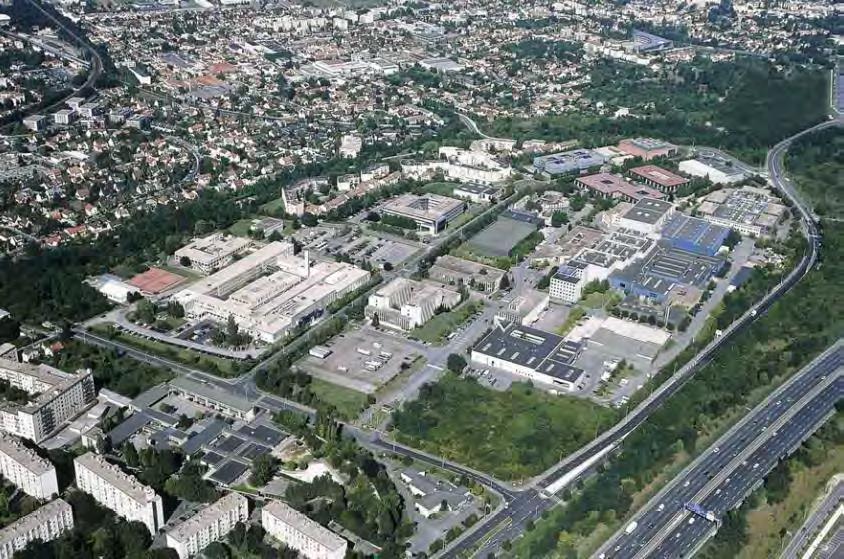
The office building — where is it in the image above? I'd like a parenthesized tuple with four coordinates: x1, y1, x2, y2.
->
(174, 233, 251, 273)
(165, 493, 249, 559)
(678, 156, 748, 185)
(575, 173, 664, 203)
(0, 499, 74, 559)
(550, 260, 590, 303)
(381, 194, 466, 234)
(661, 214, 730, 256)
(365, 278, 461, 331)
(74, 452, 164, 535)
(0, 433, 58, 499)
(617, 138, 678, 161)
(428, 255, 505, 292)
(174, 242, 369, 343)
(533, 149, 606, 175)
(262, 500, 347, 559)
(168, 376, 256, 421)
(54, 109, 76, 125)
(471, 321, 584, 391)
(628, 165, 689, 194)
(0, 358, 96, 442)
(452, 183, 500, 204)
(22, 115, 45, 132)
(611, 197, 675, 235)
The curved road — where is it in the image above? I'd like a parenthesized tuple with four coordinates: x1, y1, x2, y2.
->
(438, 115, 842, 559)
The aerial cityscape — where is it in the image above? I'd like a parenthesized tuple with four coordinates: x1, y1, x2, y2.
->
(0, 0, 841, 558)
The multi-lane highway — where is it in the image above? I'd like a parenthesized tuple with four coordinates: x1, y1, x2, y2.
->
(597, 341, 843, 558)
(781, 477, 844, 559)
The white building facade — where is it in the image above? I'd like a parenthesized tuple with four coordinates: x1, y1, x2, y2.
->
(0, 433, 59, 499)
(74, 452, 164, 535)
(165, 493, 249, 559)
(0, 499, 74, 559)
(262, 500, 347, 559)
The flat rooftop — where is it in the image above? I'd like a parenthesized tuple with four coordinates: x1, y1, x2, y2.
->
(577, 173, 664, 200)
(383, 193, 464, 222)
(629, 165, 689, 188)
(621, 197, 674, 225)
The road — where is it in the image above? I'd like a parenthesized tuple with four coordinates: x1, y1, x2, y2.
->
(780, 476, 844, 559)
(439, 118, 841, 559)
(596, 341, 843, 558)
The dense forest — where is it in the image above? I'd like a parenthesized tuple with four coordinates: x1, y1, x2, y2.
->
(786, 126, 844, 217)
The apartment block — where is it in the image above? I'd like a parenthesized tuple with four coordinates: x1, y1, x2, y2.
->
(174, 233, 251, 273)
(262, 500, 346, 559)
(365, 278, 461, 331)
(74, 452, 164, 535)
(165, 493, 249, 559)
(0, 358, 96, 442)
(0, 499, 74, 559)
(0, 433, 58, 499)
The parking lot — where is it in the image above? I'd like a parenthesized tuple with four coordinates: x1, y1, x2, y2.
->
(325, 230, 421, 268)
(296, 329, 422, 393)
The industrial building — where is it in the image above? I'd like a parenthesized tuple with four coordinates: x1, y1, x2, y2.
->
(471, 321, 585, 391)
(550, 260, 590, 304)
(174, 233, 251, 274)
(427, 255, 505, 292)
(0, 499, 74, 559)
(575, 173, 665, 203)
(74, 452, 164, 535)
(381, 193, 466, 234)
(661, 214, 730, 256)
(696, 188, 788, 237)
(0, 433, 58, 499)
(0, 358, 97, 442)
(630, 30, 674, 52)
(628, 165, 689, 194)
(262, 500, 347, 559)
(611, 197, 675, 235)
(609, 243, 725, 302)
(365, 278, 461, 331)
(533, 148, 606, 175)
(174, 241, 370, 343)
(679, 156, 749, 184)
(165, 493, 249, 559)
(452, 183, 500, 204)
(617, 138, 678, 161)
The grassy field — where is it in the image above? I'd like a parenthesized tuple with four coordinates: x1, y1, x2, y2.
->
(392, 374, 618, 480)
(91, 324, 242, 378)
(310, 377, 369, 420)
(421, 182, 459, 196)
(259, 196, 286, 215)
(228, 218, 255, 237)
(409, 300, 483, 345)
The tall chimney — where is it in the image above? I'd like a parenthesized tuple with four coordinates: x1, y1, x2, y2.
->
(304, 250, 310, 277)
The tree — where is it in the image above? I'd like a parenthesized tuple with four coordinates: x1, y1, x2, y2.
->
(135, 298, 156, 325)
(446, 353, 467, 374)
(371, 313, 380, 328)
(249, 454, 279, 486)
(179, 255, 191, 267)
(122, 443, 139, 468)
(383, 262, 393, 271)
(570, 195, 586, 212)
(551, 210, 569, 227)
(499, 274, 510, 290)
(0, 317, 20, 344)
(202, 542, 230, 559)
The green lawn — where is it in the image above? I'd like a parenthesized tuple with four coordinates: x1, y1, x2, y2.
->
(259, 197, 286, 216)
(90, 324, 242, 378)
(421, 182, 459, 196)
(392, 374, 618, 480)
(310, 377, 369, 420)
(228, 218, 255, 237)
(410, 300, 483, 345)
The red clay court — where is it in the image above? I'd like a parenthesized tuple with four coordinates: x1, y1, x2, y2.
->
(128, 267, 186, 294)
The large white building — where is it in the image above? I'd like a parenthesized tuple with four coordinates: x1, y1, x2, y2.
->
(0, 499, 74, 559)
(0, 358, 97, 442)
(74, 452, 164, 535)
(678, 156, 748, 185)
(381, 193, 466, 234)
(365, 278, 461, 331)
(174, 242, 369, 343)
(0, 433, 58, 499)
(262, 500, 347, 559)
(400, 147, 512, 185)
(174, 233, 251, 273)
(165, 493, 249, 559)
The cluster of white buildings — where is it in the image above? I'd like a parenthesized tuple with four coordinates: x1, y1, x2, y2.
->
(165, 493, 249, 559)
(0, 433, 58, 499)
(401, 146, 513, 185)
(365, 278, 461, 331)
(73, 452, 164, 535)
(0, 358, 97, 442)
(174, 233, 251, 274)
(174, 240, 369, 343)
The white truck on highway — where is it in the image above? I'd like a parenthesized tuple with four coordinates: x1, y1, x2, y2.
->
(625, 521, 638, 534)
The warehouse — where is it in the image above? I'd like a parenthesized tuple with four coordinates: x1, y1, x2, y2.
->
(612, 197, 675, 235)
(471, 321, 585, 391)
(678, 156, 748, 185)
(661, 214, 730, 256)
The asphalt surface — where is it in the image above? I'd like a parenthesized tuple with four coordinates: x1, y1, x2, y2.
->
(781, 477, 843, 559)
(597, 342, 843, 558)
